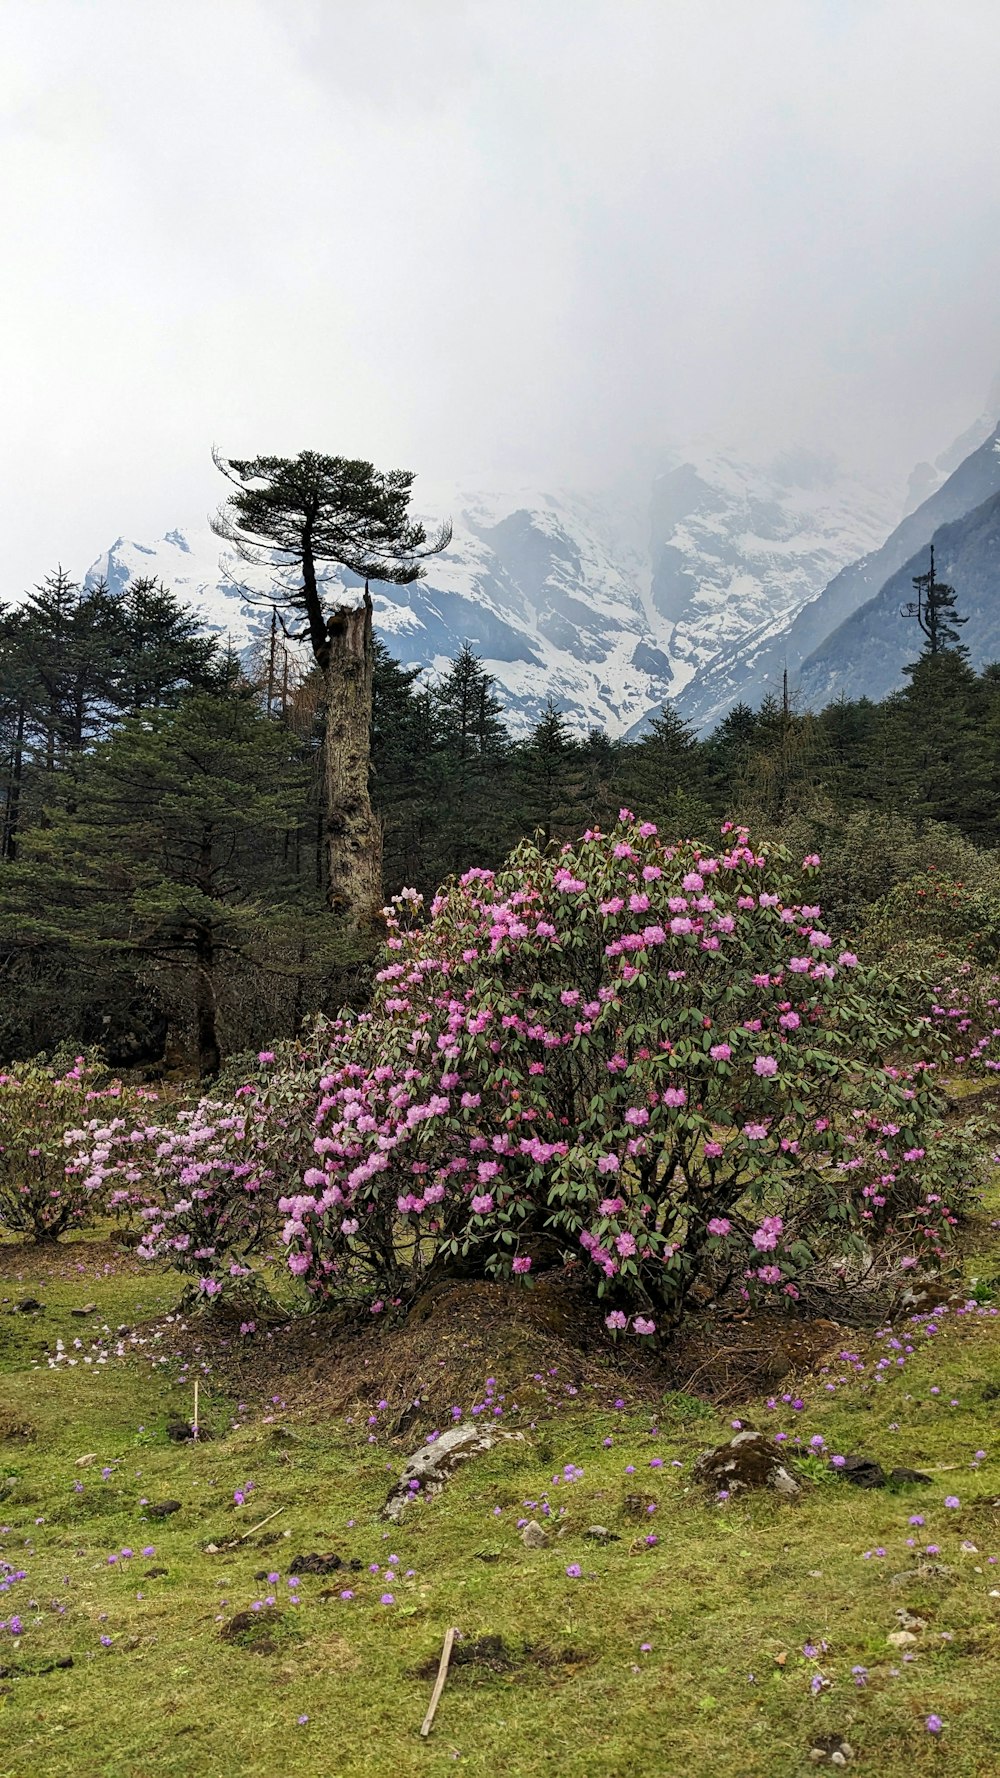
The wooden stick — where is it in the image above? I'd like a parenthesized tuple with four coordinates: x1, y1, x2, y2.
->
(193, 1379, 199, 1441)
(420, 1626, 457, 1738)
(238, 1505, 284, 1541)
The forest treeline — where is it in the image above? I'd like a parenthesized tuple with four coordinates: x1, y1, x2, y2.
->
(1, 560, 996, 1071)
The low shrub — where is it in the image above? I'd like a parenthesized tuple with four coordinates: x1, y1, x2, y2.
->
(0, 1057, 161, 1242)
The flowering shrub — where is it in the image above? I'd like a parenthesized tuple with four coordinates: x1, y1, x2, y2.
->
(67, 1039, 329, 1296)
(269, 816, 963, 1327)
(130, 1096, 281, 1295)
(0, 1058, 161, 1242)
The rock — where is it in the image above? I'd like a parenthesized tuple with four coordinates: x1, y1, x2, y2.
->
(166, 1420, 195, 1443)
(382, 1424, 525, 1522)
(890, 1562, 953, 1587)
(521, 1520, 549, 1549)
(585, 1525, 619, 1542)
(692, 1430, 802, 1498)
(144, 1500, 182, 1518)
(809, 1737, 854, 1765)
(889, 1466, 932, 1486)
(896, 1609, 928, 1631)
(837, 1454, 886, 1489)
(887, 1629, 918, 1648)
(70, 1304, 97, 1318)
(144, 1567, 168, 1578)
(75, 1453, 98, 1467)
(16, 1299, 42, 1313)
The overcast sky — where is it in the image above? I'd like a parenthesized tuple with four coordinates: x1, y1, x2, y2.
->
(3, 0, 1000, 592)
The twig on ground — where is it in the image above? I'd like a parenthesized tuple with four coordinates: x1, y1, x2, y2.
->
(420, 1626, 457, 1738)
(238, 1505, 284, 1541)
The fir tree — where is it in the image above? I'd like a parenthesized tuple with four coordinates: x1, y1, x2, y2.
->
(211, 450, 451, 927)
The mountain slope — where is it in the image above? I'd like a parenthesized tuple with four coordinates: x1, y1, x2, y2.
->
(678, 423, 1000, 731)
(796, 487, 1000, 705)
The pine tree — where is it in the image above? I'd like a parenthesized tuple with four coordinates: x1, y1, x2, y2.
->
(2, 691, 324, 1076)
(211, 450, 451, 928)
(621, 702, 709, 835)
(903, 544, 969, 657)
(517, 703, 584, 845)
(431, 646, 512, 872)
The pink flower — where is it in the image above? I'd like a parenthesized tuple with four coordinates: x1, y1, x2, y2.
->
(743, 1122, 768, 1140)
(754, 1055, 778, 1077)
(471, 1193, 494, 1215)
(707, 1217, 731, 1236)
(597, 1154, 620, 1174)
(662, 1087, 687, 1108)
(632, 1316, 656, 1335)
(752, 1215, 783, 1251)
(512, 1256, 532, 1274)
(615, 1232, 637, 1257)
(709, 1042, 732, 1062)
(605, 1310, 628, 1331)
(704, 1140, 724, 1158)
(756, 1265, 782, 1284)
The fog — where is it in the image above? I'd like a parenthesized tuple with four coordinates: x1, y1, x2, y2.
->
(3, 0, 1000, 591)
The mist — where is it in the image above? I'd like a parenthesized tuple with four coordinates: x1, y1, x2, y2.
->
(3, 0, 1000, 592)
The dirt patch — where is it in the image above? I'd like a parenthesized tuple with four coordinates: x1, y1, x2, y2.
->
(412, 1634, 595, 1681)
(142, 1270, 673, 1430)
(121, 1268, 863, 1433)
(0, 1411, 35, 1443)
(220, 1607, 286, 1654)
(657, 1311, 847, 1405)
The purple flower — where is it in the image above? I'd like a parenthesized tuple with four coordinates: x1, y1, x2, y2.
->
(925, 1715, 943, 1734)
(944, 1495, 960, 1509)
(565, 1563, 582, 1578)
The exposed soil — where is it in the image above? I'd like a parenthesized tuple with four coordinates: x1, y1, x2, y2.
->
(412, 1634, 595, 1681)
(120, 1265, 858, 1436)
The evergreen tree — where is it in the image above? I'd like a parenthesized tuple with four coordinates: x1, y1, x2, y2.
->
(430, 646, 512, 872)
(211, 449, 451, 927)
(621, 702, 709, 833)
(517, 702, 584, 845)
(2, 691, 324, 1076)
(904, 544, 969, 657)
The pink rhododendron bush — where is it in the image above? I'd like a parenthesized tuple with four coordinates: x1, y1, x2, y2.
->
(268, 817, 976, 1329)
(0, 1057, 161, 1242)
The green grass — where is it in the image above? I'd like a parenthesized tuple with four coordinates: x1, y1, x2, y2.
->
(1, 1210, 999, 1778)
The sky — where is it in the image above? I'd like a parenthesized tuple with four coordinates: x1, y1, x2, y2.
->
(3, 0, 1000, 592)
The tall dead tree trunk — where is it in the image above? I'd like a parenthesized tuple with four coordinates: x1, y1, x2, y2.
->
(322, 589, 383, 926)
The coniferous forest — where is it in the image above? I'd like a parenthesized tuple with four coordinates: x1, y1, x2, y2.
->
(1, 504, 996, 1076)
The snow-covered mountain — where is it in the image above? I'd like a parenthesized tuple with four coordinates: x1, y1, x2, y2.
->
(647, 445, 897, 715)
(84, 455, 898, 738)
(678, 421, 1000, 732)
